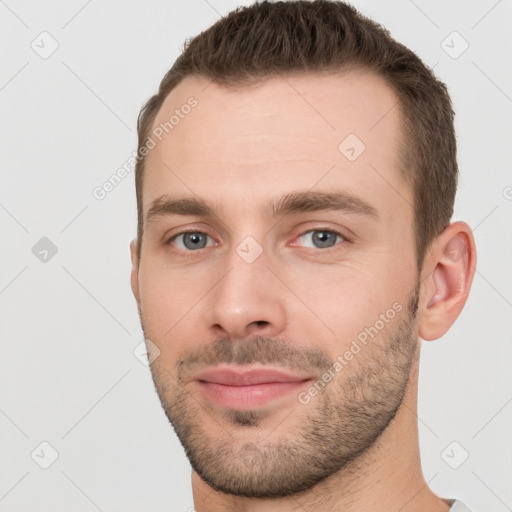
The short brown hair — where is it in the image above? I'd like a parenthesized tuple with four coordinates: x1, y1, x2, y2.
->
(134, 0, 457, 269)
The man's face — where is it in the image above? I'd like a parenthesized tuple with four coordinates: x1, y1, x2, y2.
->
(132, 71, 421, 497)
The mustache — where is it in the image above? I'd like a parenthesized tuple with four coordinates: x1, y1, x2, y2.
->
(176, 336, 334, 378)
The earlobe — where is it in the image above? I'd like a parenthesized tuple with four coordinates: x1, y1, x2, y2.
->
(130, 239, 141, 307)
(418, 222, 476, 341)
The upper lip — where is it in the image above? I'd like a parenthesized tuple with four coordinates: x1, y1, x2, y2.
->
(193, 366, 312, 386)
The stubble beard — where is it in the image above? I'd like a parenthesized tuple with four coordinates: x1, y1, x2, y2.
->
(143, 287, 420, 498)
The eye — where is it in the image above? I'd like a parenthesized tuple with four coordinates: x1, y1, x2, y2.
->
(295, 229, 345, 249)
(170, 232, 215, 251)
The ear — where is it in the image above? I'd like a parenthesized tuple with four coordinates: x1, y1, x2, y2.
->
(418, 221, 476, 341)
(130, 238, 141, 308)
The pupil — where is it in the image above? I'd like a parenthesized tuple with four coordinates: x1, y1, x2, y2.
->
(185, 232, 206, 249)
(313, 231, 335, 248)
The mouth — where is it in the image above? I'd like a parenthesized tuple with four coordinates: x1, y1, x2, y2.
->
(192, 366, 313, 410)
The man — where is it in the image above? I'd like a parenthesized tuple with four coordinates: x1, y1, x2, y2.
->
(129, 1, 476, 510)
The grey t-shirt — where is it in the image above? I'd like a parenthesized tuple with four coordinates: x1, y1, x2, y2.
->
(449, 499, 472, 511)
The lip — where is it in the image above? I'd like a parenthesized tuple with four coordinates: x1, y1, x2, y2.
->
(193, 366, 312, 409)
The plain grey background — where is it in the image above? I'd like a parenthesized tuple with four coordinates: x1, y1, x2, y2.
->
(1, 1, 511, 511)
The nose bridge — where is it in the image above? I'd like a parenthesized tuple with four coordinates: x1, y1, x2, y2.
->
(206, 237, 286, 339)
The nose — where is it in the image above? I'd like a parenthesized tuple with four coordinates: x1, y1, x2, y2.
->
(204, 245, 287, 341)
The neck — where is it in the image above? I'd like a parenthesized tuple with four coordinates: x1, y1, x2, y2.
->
(191, 351, 451, 512)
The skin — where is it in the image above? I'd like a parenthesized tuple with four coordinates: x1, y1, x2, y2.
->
(130, 71, 476, 511)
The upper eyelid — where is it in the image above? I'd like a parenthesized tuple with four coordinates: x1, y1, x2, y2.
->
(160, 214, 355, 239)
(290, 218, 355, 238)
(167, 226, 348, 238)
(165, 224, 218, 242)
(295, 227, 351, 242)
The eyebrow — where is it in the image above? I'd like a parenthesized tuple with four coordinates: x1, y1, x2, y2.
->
(265, 191, 378, 219)
(146, 196, 215, 223)
(145, 191, 378, 224)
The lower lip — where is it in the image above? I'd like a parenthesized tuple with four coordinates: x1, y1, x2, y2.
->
(196, 380, 310, 409)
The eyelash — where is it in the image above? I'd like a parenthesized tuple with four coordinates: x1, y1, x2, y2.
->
(166, 228, 350, 252)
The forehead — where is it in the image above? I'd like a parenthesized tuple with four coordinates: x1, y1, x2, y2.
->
(143, 70, 410, 219)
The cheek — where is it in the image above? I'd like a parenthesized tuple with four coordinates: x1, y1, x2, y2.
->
(284, 260, 409, 352)
(138, 262, 227, 370)
(138, 266, 201, 339)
